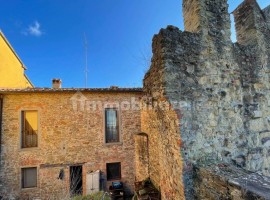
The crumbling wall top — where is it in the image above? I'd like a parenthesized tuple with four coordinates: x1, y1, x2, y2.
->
(263, 5, 270, 25)
(182, 0, 231, 43)
(233, 0, 269, 45)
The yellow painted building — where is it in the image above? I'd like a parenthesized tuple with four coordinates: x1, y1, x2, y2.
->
(0, 30, 33, 88)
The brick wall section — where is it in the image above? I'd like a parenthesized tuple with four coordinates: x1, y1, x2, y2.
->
(0, 92, 142, 199)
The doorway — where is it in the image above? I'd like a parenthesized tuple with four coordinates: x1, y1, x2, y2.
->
(70, 165, 83, 196)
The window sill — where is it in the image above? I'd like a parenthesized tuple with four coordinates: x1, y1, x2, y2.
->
(104, 142, 123, 146)
(19, 147, 40, 151)
(21, 187, 38, 191)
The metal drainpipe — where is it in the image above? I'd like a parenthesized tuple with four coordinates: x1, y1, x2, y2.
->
(0, 95, 3, 166)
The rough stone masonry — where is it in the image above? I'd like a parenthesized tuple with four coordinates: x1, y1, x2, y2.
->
(1, 0, 270, 199)
(0, 90, 142, 199)
(142, 0, 270, 199)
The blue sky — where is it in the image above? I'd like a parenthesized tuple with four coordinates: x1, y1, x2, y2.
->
(0, 0, 268, 88)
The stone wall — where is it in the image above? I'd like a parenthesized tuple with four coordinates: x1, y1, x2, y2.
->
(134, 29, 185, 199)
(264, 5, 270, 25)
(138, 103, 184, 199)
(1, 1, 270, 199)
(195, 163, 270, 200)
(233, 0, 270, 175)
(0, 91, 142, 199)
(141, 0, 270, 199)
(134, 133, 149, 183)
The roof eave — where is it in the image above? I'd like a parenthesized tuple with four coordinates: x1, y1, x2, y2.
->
(0, 88, 144, 94)
(24, 74, 34, 88)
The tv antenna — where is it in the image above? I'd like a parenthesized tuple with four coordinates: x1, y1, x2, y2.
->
(84, 33, 88, 88)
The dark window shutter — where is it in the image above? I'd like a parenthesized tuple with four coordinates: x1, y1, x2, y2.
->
(22, 168, 37, 188)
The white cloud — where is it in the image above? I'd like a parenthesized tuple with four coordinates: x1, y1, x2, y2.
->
(23, 21, 44, 37)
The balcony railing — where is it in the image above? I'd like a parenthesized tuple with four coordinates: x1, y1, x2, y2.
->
(106, 125, 119, 143)
(22, 130, 38, 148)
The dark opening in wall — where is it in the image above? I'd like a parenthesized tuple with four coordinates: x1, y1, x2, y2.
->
(70, 166, 83, 196)
(107, 162, 121, 181)
(58, 169, 64, 180)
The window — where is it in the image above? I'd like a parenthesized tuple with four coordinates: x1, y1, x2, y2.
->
(22, 167, 37, 188)
(106, 162, 121, 180)
(70, 166, 83, 195)
(105, 108, 119, 143)
(21, 110, 38, 148)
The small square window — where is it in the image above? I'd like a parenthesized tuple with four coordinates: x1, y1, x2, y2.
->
(22, 167, 37, 188)
(106, 162, 121, 180)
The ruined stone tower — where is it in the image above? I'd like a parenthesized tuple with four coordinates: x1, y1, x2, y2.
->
(140, 0, 270, 199)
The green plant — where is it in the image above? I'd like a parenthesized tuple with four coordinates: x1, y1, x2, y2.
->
(72, 191, 110, 200)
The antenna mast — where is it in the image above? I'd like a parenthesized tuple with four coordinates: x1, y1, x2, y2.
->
(84, 33, 88, 88)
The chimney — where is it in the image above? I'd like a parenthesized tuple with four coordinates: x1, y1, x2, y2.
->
(52, 79, 62, 89)
(110, 86, 119, 90)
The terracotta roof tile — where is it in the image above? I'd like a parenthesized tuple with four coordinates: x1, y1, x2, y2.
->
(0, 87, 143, 93)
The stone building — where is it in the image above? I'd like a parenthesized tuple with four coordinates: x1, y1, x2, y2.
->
(1, 0, 270, 199)
(0, 88, 142, 199)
